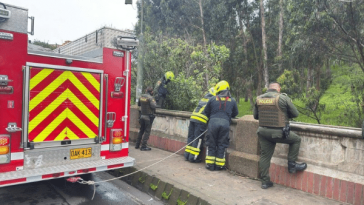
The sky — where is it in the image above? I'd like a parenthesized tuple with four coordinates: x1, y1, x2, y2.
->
(3, 0, 138, 44)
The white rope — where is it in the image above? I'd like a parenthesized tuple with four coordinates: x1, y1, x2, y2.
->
(77, 129, 208, 200)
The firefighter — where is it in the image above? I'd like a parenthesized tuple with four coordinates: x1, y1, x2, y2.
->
(184, 87, 216, 163)
(136, 87, 157, 151)
(253, 82, 307, 189)
(153, 71, 174, 108)
(204, 81, 239, 171)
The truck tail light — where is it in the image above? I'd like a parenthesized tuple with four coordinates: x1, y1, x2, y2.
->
(110, 129, 123, 151)
(0, 135, 10, 164)
(112, 137, 122, 144)
(0, 146, 9, 154)
(0, 136, 10, 145)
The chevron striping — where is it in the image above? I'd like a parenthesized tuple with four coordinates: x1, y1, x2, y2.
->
(67, 90, 99, 126)
(29, 71, 69, 112)
(29, 68, 54, 91)
(81, 72, 100, 92)
(28, 89, 99, 134)
(33, 109, 68, 142)
(29, 71, 100, 111)
(67, 109, 96, 139)
(29, 68, 101, 142)
(68, 72, 99, 109)
(33, 108, 96, 142)
(28, 90, 68, 133)
(54, 127, 79, 141)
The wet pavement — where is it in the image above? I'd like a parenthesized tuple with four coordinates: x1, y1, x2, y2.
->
(0, 172, 163, 205)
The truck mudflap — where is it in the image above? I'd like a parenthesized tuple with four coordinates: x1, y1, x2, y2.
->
(0, 156, 134, 187)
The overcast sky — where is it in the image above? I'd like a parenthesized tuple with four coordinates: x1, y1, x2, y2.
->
(3, 0, 138, 44)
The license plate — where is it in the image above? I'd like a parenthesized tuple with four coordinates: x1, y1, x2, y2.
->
(70, 148, 92, 160)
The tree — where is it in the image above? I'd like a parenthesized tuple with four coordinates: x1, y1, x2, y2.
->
(277, 0, 284, 71)
(260, 0, 269, 89)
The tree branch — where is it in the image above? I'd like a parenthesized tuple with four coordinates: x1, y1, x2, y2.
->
(323, 4, 364, 48)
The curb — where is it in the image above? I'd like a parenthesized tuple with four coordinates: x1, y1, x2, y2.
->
(108, 168, 211, 205)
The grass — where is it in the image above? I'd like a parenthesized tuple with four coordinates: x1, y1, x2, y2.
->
(237, 64, 362, 127)
(237, 100, 253, 117)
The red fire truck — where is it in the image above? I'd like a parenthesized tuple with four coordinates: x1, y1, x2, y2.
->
(0, 3, 137, 187)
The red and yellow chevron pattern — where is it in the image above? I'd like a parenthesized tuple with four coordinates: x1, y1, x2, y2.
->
(28, 67, 101, 142)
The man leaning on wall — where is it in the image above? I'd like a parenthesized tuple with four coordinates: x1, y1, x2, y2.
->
(253, 82, 307, 189)
(184, 87, 216, 163)
(204, 81, 239, 171)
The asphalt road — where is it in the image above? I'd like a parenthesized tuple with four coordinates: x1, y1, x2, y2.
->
(0, 172, 163, 205)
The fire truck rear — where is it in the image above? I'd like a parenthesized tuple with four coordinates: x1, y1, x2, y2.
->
(0, 3, 137, 187)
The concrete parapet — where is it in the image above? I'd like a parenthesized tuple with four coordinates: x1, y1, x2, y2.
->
(227, 149, 259, 178)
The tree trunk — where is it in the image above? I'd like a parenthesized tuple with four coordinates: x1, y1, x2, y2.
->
(248, 81, 255, 109)
(277, 0, 284, 71)
(260, 0, 269, 89)
(316, 64, 321, 91)
(306, 64, 312, 97)
(198, 0, 207, 49)
(198, 0, 209, 89)
(326, 58, 331, 78)
(250, 30, 262, 95)
(257, 65, 263, 95)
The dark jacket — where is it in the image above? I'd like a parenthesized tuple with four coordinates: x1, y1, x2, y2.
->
(153, 76, 170, 98)
(253, 89, 299, 120)
(204, 91, 239, 123)
(190, 92, 215, 124)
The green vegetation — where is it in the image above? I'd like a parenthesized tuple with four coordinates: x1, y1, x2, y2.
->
(133, 0, 364, 128)
(237, 100, 253, 117)
(236, 64, 364, 127)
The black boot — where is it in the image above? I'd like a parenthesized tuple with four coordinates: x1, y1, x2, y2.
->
(190, 159, 202, 163)
(140, 146, 152, 151)
(205, 164, 215, 171)
(261, 181, 273, 189)
(184, 152, 189, 161)
(215, 166, 226, 171)
(288, 161, 307, 174)
(135, 144, 140, 149)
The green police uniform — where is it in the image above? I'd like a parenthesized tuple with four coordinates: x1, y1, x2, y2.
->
(253, 89, 301, 183)
(136, 93, 157, 150)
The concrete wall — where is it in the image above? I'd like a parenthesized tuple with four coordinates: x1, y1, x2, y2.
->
(129, 105, 364, 205)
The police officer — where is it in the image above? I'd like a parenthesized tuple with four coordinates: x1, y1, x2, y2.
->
(184, 87, 216, 163)
(204, 81, 239, 171)
(253, 82, 307, 189)
(136, 87, 157, 151)
(153, 71, 174, 108)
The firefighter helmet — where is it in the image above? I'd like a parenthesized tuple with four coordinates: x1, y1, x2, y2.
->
(209, 87, 216, 96)
(215, 80, 230, 93)
(165, 71, 175, 81)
